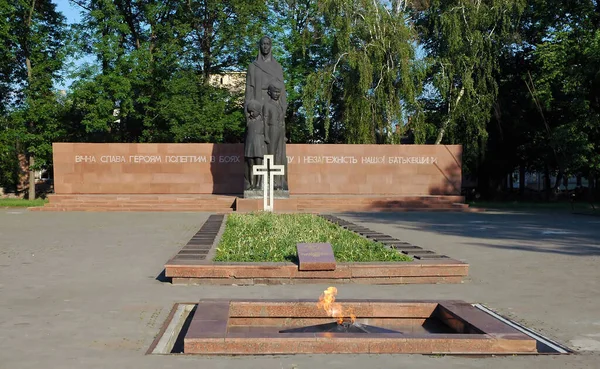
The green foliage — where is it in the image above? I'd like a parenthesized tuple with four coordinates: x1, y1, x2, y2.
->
(415, 0, 526, 171)
(288, 0, 422, 143)
(215, 213, 411, 262)
(0, 116, 23, 191)
(156, 72, 245, 143)
(64, 0, 266, 144)
(0, 0, 68, 180)
(269, 0, 331, 143)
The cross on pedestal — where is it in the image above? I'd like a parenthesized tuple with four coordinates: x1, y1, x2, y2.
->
(253, 155, 285, 212)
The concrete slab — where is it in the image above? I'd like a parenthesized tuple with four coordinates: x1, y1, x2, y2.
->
(0, 209, 599, 368)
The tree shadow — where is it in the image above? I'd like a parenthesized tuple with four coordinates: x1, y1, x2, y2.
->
(340, 211, 600, 257)
(209, 144, 244, 195)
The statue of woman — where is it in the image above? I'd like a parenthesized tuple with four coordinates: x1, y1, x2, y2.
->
(243, 36, 289, 191)
(244, 36, 287, 111)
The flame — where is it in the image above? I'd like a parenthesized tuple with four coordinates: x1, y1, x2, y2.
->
(316, 287, 356, 324)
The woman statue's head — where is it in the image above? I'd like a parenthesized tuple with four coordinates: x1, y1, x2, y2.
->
(259, 36, 272, 57)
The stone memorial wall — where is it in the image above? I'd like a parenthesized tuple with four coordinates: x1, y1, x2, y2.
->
(52, 143, 462, 195)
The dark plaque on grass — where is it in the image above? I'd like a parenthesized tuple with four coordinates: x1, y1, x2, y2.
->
(296, 243, 336, 271)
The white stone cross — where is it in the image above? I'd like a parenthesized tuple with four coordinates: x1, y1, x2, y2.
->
(253, 154, 285, 212)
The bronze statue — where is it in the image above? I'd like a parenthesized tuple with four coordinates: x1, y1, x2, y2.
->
(243, 36, 288, 192)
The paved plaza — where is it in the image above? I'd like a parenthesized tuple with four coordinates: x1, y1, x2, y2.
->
(0, 209, 599, 368)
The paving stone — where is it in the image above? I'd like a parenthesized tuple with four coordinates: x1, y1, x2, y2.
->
(414, 254, 449, 260)
(401, 250, 436, 255)
(174, 255, 207, 260)
(391, 245, 423, 250)
(179, 250, 209, 255)
(187, 239, 215, 245)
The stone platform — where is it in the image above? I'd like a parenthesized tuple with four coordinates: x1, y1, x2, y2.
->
(164, 214, 469, 285)
(31, 194, 472, 212)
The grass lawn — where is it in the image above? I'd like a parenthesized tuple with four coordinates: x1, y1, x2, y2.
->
(0, 198, 48, 207)
(214, 213, 411, 263)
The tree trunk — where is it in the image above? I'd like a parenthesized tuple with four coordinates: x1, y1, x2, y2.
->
(28, 155, 35, 200)
(435, 86, 464, 144)
(553, 169, 563, 191)
(544, 164, 551, 200)
(519, 163, 525, 197)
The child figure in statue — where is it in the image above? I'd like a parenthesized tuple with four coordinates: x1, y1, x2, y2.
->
(244, 99, 268, 190)
(263, 81, 288, 190)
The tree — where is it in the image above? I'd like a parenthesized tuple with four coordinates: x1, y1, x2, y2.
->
(414, 0, 525, 172)
(525, 0, 600, 194)
(3, 0, 67, 199)
(68, 0, 267, 144)
(299, 0, 422, 144)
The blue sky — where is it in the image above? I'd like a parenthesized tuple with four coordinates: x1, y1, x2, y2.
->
(56, 0, 81, 24)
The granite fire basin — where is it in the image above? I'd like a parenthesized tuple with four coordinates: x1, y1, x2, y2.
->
(180, 299, 542, 355)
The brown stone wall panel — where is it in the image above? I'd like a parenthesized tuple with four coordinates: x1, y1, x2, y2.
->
(53, 143, 461, 195)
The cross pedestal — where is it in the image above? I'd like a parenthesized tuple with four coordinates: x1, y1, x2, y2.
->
(252, 155, 286, 211)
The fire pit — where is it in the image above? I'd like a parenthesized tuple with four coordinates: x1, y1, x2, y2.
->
(279, 287, 401, 334)
(173, 287, 544, 355)
(280, 320, 401, 334)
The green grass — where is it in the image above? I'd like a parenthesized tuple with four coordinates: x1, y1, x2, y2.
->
(0, 198, 48, 207)
(214, 213, 411, 263)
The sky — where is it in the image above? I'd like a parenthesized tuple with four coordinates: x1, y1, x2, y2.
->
(55, 0, 81, 25)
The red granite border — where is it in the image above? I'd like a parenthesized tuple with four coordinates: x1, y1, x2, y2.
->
(183, 299, 537, 355)
(165, 259, 468, 285)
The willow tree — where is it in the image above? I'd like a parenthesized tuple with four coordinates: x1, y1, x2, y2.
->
(414, 0, 525, 161)
(302, 0, 421, 143)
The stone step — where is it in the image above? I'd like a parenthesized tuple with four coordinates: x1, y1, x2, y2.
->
(37, 194, 470, 212)
(48, 200, 235, 206)
(48, 194, 236, 202)
(30, 206, 234, 212)
(40, 204, 233, 209)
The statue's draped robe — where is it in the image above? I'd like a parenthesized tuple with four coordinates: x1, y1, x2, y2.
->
(245, 54, 287, 112)
(244, 53, 288, 190)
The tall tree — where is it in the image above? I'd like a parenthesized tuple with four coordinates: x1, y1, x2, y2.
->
(525, 0, 600, 193)
(4, 0, 67, 199)
(414, 0, 525, 172)
(300, 0, 422, 144)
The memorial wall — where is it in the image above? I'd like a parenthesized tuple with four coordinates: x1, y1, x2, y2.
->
(52, 143, 462, 195)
